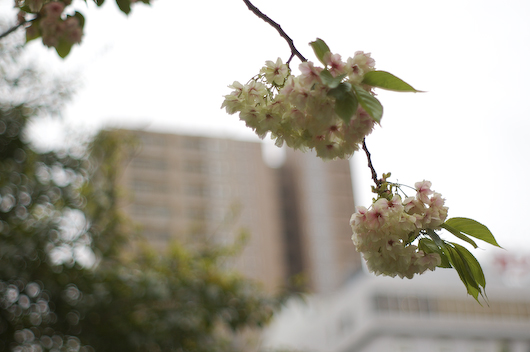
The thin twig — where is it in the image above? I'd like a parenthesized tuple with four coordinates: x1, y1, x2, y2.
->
(362, 138, 380, 188)
(0, 16, 39, 41)
(0, 21, 27, 41)
(241, 0, 380, 190)
(242, 0, 307, 63)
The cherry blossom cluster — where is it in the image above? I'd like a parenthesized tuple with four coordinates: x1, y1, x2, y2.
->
(22, 1, 82, 49)
(221, 52, 377, 160)
(350, 180, 448, 279)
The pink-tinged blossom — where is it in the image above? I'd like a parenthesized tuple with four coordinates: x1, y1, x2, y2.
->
(258, 110, 282, 135)
(429, 192, 446, 209)
(37, 2, 84, 49)
(353, 51, 375, 71)
(40, 19, 65, 47)
(221, 94, 242, 115)
(415, 252, 441, 270)
(221, 82, 246, 114)
(364, 198, 389, 230)
(346, 57, 362, 75)
(403, 197, 426, 222)
(283, 108, 306, 130)
(415, 180, 433, 203)
(323, 52, 346, 77)
(269, 95, 286, 115)
(279, 76, 296, 97)
(261, 58, 289, 86)
(350, 206, 368, 227)
(239, 106, 262, 130)
(387, 195, 404, 213)
(228, 81, 244, 95)
(289, 81, 311, 111)
(222, 51, 380, 160)
(351, 180, 448, 279)
(17, 11, 26, 24)
(42, 1, 65, 19)
(315, 139, 342, 160)
(244, 80, 267, 106)
(299, 61, 322, 86)
(346, 52, 375, 83)
(64, 17, 82, 44)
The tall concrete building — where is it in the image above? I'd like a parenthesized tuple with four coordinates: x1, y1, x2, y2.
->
(119, 130, 361, 293)
(280, 148, 361, 294)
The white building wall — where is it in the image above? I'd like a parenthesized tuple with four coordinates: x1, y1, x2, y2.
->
(263, 265, 530, 352)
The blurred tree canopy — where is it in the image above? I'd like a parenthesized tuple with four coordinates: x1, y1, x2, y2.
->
(0, 35, 281, 352)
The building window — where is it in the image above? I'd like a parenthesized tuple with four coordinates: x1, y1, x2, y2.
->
(139, 133, 167, 147)
(131, 180, 169, 193)
(130, 157, 167, 170)
(130, 204, 170, 218)
(181, 137, 205, 150)
(183, 159, 206, 173)
(185, 184, 208, 197)
(373, 294, 432, 315)
(144, 230, 171, 241)
(186, 207, 207, 221)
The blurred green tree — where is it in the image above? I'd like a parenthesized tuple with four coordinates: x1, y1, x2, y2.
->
(0, 34, 281, 352)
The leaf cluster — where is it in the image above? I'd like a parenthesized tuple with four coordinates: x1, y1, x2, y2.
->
(420, 218, 502, 303)
(0, 45, 283, 351)
(309, 38, 420, 125)
(14, 0, 151, 58)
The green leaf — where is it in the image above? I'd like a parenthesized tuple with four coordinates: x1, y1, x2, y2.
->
(327, 82, 351, 100)
(19, 5, 34, 13)
(319, 70, 346, 89)
(55, 40, 73, 58)
(95, 0, 105, 5)
(309, 38, 330, 66)
(361, 71, 422, 92)
(25, 22, 41, 43)
(441, 223, 478, 248)
(116, 0, 131, 14)
(444, 244, 481, 302)
(426, 230, 483, 303)
(445, 217, 501, 248)
(418, 238, 451, 268)
(74, 11, 86, 29)
(451, 242, 486, 289)
(328, 83, 357, 124)
(426, 229, 444, 246)
(351, 85, 383, 123)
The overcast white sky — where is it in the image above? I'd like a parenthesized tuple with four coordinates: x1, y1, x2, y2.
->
(11, 0, 530, 257)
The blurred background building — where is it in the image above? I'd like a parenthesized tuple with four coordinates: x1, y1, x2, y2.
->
(116, 129, 530, 352)
(118, 129, 361, 294)
(262, 257, 530, 352)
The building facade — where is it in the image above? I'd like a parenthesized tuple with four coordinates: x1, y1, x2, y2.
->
(263, 262, 530, 352)
(280, 148, 362, 294)
(119, 130, 361, 293)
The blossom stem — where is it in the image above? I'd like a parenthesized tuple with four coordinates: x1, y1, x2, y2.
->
(362, 138, 381, 188)
(242, 0, 307, 63)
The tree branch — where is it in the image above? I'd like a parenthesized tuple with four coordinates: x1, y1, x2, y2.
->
(362, 138, 380, 188)
(242, 0, 307, 64)
(0, 16, 39, 41)
(0, 21, 27, 41)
